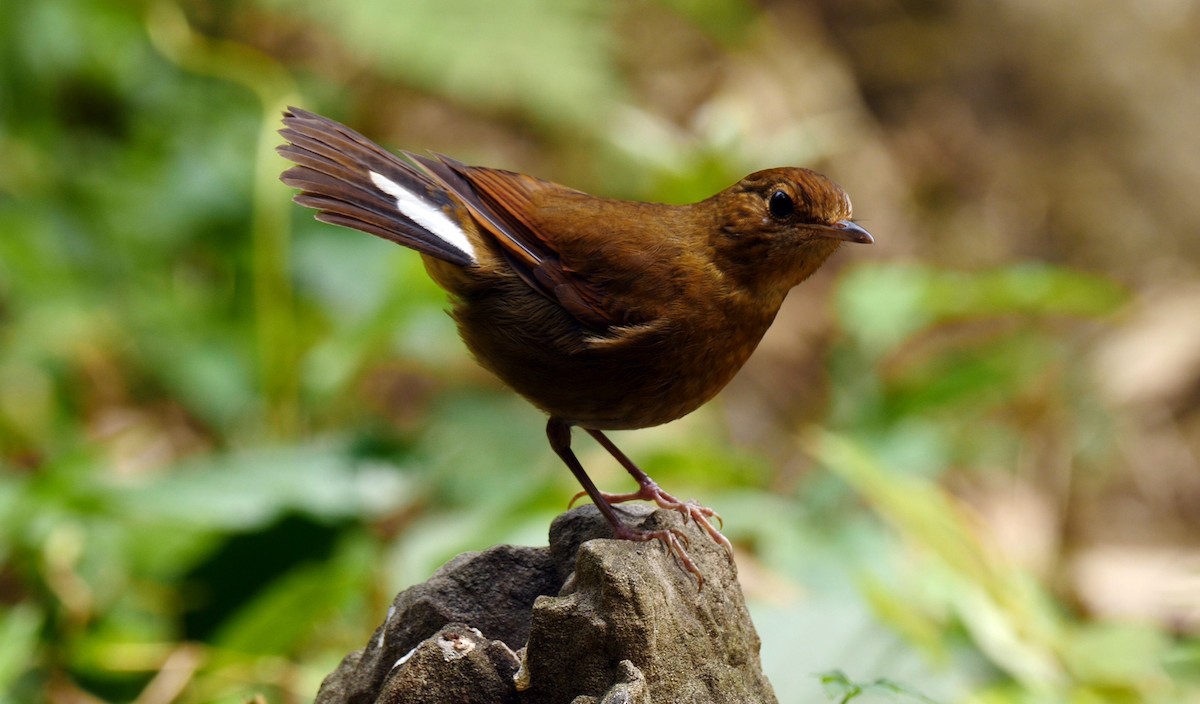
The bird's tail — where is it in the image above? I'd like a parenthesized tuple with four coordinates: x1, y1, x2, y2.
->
(277, 107, 477, 266)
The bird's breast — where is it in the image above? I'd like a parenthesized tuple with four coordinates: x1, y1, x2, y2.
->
(449, 271, 778, 430)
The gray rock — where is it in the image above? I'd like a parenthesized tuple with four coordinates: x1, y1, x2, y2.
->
(315, 504, 777, 704)
(373, 624, 521, 704)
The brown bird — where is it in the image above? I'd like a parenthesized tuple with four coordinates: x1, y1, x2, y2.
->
(277, 107, 872, 586)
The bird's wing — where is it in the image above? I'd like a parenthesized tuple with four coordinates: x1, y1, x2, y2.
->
(280, 108, 622, 331)
(405, 153, 621, 330)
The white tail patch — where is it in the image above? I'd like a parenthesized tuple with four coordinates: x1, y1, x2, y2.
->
(369, 171, 476, 263)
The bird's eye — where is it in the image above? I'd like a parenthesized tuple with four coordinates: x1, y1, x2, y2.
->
(768, 190, 794, 219)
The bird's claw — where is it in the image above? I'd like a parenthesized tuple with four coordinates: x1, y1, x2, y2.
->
(611, 523, 704, 589)
(583, 482, 734, 560)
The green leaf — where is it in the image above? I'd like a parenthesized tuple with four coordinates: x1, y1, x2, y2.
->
(0, 605, 43, 698)
(259, 0, 624, 131)
(1061, 622, 1170, 690)
(836, 263, 1127, 358)
(113, 443, 416, 531)
(819, 669, 941, 703)
(212, 534, 375, 654)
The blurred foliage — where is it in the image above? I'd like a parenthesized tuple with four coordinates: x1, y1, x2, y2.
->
(2, 0, 1198, 703)
(819, 669, 939, 704)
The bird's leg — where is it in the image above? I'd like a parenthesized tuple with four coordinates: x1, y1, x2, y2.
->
(582, 428, 734, 557)
(547, 418, 704, 587)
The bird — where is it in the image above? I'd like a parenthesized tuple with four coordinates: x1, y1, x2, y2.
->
(277, 107, 872, 586)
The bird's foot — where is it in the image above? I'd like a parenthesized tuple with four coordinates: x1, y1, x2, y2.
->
(608, 521, 707, 589)
(570, 480, 734, 558)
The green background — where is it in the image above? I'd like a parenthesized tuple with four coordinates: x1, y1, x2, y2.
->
(2, 0, 1198, 702)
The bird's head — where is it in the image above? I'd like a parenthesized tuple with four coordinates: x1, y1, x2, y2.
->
(708, 167, 872, 299)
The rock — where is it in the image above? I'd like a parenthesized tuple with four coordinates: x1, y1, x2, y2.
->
(315, 504, 777, 704)
(372, 624, 521, 704)
(315, 544, 558, 704)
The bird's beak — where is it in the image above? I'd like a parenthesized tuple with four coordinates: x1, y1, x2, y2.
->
(816, 220, 874, 244)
